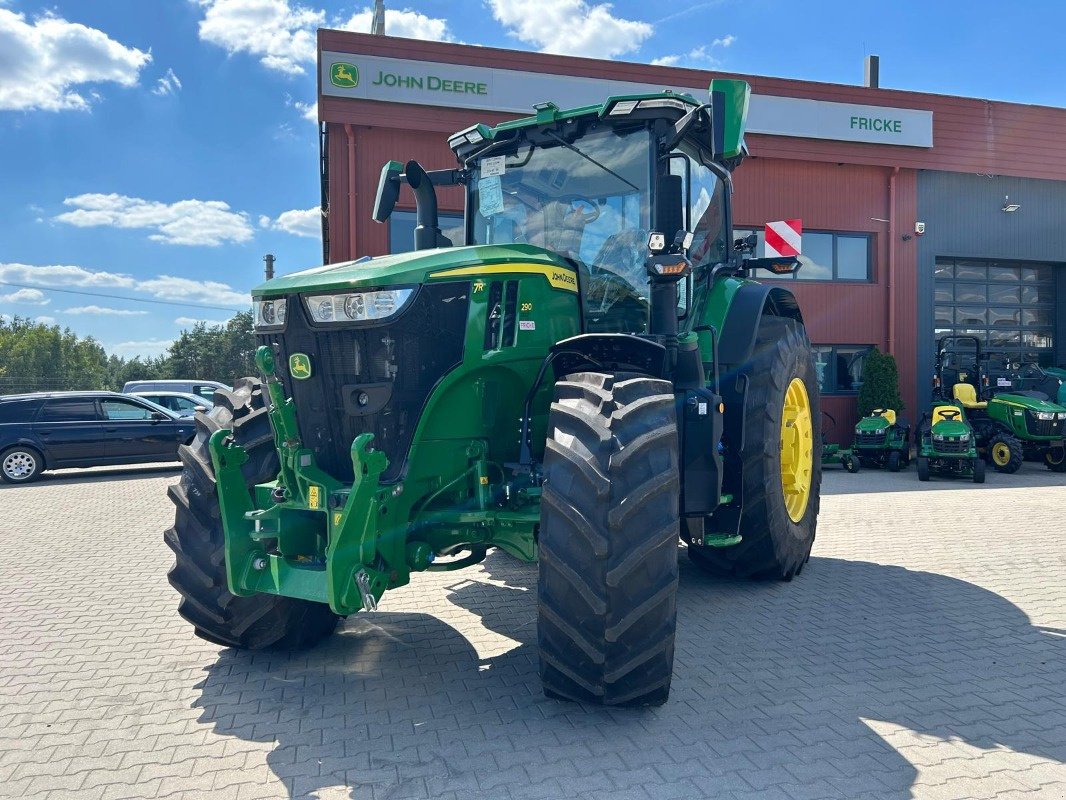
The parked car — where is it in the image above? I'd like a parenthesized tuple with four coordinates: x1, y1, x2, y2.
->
(131, 391, 212, 417)
(0, 392, 196, 484)
(121, 379, 229, 402)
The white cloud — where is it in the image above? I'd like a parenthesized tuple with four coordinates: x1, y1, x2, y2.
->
(0, 287, 50, 304)
(34, 315, 56, 325)
(196, 1, 454, 75)
(110, 339, 174, 357)
(62, 305, 148, 316)
(0, 262, 250, 309)
(0, 8, 151, 112)
(175, 316, 229, 327)
(55, 193, 255, 246)
(0, 262, 136, 289)
(137, 275, 249, 307)
(295, 99, 316, 122)
(196, 0, 323, 75)
(339, 7, 454, 41)
(653, 34, 737, 69)
(488, 0, 650, 58)
(152, 67, 183, 96)
(261, 207, 320, 238)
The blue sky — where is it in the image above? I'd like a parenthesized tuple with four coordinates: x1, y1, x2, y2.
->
(2, 0, 1064, 357)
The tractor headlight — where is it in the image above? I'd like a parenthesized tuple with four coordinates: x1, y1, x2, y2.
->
(1058, 413, 1066, 420)
(933, 434, 945, 442)
(874, 428, 886, 435)
(959, 433, 970, 442)
(1035, 411, 1056, 421)
(305, 289, 415, 324)
(253, 298, 287, 329)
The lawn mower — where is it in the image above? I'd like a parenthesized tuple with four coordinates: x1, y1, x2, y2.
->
(852, 408, 910, 471)
(916, 402, 984, 483)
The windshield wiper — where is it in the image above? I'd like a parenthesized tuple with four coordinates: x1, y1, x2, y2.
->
(543, 130, 639, 192)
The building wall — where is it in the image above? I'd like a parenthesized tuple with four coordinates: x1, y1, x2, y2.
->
(916, 170, 1066, 408)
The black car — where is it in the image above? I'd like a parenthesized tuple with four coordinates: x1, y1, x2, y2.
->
(0, 392, 196, 484)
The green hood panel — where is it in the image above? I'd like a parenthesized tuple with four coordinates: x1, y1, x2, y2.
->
(930, 419, 971, 437)
(253, 244, 574, 297)
(991, 393, 1066, 414)
(855, 415, 892, 432)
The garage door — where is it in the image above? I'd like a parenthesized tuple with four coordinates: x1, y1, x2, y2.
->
(933, 258, 1057, 364)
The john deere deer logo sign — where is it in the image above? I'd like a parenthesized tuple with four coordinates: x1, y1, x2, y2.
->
(289, 353, 312, 380)
(330, 62, 359, 88)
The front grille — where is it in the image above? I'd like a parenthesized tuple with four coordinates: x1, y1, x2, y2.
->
(935, 438, 968, 454)
(259, 282, 469, 483)
(857, 432, 887, 447)
(1025, 412, 1064, 438)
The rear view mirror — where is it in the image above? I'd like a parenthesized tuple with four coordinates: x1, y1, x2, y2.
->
(150, 411, 168, 422)
(372, 160, 403, 222)
(194, 406, 207, 414)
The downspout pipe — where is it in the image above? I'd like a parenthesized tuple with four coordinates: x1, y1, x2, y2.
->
(888, 166, 899, 356)
(344, 123, 357, 260)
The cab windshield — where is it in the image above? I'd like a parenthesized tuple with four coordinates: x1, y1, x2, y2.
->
(469, 125, 653, 332)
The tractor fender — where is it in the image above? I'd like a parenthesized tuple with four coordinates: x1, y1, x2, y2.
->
(548, 333, 668, 380)
(717, 284, 803, 368)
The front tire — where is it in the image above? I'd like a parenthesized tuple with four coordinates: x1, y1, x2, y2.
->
(165, 378, 340, 650)
(689, 316, 820, 580)
(987, 432, 1023, 474)
(844, 455, 859, 473)
(0, 446, 43, 484)
(917, 456, 930, 482)
(538, 372, 679, 707)
(887, 451, 901, 472)
(1045, 447, 1066, 473)
(972, 458, 986, 483)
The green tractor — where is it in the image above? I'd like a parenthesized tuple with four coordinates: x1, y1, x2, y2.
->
(165, 82, 823, 707)
(852, 408, 911, 471)
(819, 412, 858, 472)
(985, 359, 1066, 472)
(936, 336, 1066, 473)
(916, 403, 984, 483)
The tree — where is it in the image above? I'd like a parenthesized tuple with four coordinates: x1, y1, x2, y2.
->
(166, 311, 255, 384)
(857, 347, 904, 415)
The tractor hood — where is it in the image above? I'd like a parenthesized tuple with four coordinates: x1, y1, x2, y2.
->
(252, 244, 574, 298)
(930, 418, 971, 437)
(991, 393, 1066, 414)
(855, 415, 892, 432)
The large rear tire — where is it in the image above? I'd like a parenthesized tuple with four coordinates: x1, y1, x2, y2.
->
(165, 378, 340, 650)
(689, 316, 820, 580)
(538, 372, 679, 706)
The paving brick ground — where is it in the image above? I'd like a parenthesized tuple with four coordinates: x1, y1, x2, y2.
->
(1, 461, 1064, 800)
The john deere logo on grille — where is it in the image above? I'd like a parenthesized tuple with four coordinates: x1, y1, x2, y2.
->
(330, 62, 359, 88)
(289, 353, 312, 380)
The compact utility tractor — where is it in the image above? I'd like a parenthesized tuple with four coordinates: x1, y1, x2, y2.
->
(852, 408, 910, 471)
(165, 81, 822, 707)
(935, 336, 1066, 473)
(916, 403, 984, 483)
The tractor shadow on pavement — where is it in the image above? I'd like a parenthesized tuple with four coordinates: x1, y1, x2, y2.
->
(192, 549, 1065, 800)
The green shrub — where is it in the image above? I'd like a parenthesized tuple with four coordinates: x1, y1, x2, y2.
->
(858, 347, 904, 415)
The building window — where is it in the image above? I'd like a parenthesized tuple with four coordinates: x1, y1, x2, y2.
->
(933, 257, 1056, 364)
(389, 210, 465, 253)
(735, 229, 873, 281)
(813, 345, 873, 394)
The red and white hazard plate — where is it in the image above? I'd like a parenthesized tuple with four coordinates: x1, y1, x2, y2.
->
(764, 219, 802, 257)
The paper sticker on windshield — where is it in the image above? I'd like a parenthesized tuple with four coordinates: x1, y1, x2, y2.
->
(481, 156, 506, 177)
(478, 176, 504, 217)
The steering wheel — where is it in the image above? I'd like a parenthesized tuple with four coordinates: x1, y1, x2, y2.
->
(939, 409, 960, 421)
(560, 196, 601, 224)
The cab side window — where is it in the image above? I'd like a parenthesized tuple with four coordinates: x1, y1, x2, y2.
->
(101, 399, 154, 420)
(38, 399, 100, 422)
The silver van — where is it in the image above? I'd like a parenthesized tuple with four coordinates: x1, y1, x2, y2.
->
(122, 380, 229, 402)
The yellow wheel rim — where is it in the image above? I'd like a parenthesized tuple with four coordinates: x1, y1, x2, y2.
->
(780, 377, 814, 523)
(992, 443, 1011, 466)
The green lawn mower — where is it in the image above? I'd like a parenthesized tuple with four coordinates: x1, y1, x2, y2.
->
(936, 336, 1066, 473)
(916, 403, 984, 483)
(852, 408, 910, 471)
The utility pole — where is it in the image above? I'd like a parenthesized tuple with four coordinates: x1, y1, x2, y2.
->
(372, 0, 385, 35)
(263, 253, 275, 281)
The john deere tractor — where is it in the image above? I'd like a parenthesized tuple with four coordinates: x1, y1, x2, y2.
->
(165, 81, 822, 707)
(935, 336, 1066, 473)
(916, 403, 984, 483)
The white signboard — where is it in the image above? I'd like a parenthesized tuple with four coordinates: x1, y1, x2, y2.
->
(321, 51, 933, 148)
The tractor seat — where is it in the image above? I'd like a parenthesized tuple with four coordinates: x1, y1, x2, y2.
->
(932, 405, 963, 425)
(953, 383, 987, 409)
(871, 408, 897, 426)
